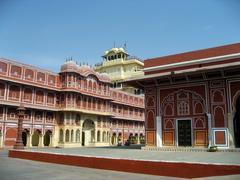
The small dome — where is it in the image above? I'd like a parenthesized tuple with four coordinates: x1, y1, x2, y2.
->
(60, 60, 78, 72)
(103, 47, 127, 57)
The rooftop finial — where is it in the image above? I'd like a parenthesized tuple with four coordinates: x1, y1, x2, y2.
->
(124, 41, 127, 50)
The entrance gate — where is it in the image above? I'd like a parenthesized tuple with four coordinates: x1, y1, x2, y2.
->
(178, 120, 192, 146)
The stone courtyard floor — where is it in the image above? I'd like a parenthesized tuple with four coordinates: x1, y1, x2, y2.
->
(2, 146, 240, 179)
(23, 145, 240, 165)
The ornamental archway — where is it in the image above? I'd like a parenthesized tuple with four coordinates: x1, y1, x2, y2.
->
(82, 119, 95, 146)
(161, 89, 207, 147)
(32, 130, 41, 146)
(44, 130, 52, 146)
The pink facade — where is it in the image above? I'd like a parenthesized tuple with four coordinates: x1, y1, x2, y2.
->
(130, 43, 240, 148)
(0, 59, 145, 148)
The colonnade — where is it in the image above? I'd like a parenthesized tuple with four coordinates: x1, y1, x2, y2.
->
(22, 130, 53, 148)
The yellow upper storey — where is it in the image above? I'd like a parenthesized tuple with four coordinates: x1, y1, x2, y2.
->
(94, 48, 144, 82)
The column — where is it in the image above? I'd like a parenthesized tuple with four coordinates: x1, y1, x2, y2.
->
(63, 129, 65, 143)
(4, 83, 8, 100)
(49, 135, 53, 147)
(100, 131, 103, 142)
(228, 113, 235, 148)
(0, 133, 3, 148)
(38, 134, 44, 147)
(137, 134, 140, 144)
(156, 116, 162, 147)
(207, 113, 212, 148)
(95, 129, 98, 143)
(26, 133, 32, 147)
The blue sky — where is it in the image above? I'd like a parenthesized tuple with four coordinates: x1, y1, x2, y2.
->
(0, 0, 239, 72)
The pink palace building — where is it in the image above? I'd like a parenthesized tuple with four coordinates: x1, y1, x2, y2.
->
(127, 43, 240, 149)
(0, 58, 145, 148)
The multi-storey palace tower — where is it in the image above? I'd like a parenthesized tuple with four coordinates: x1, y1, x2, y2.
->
(95, 47, 144, 94)
(0, 58, 145, 148)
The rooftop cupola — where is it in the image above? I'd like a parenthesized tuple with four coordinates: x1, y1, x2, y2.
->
(102, 47, 129, 61)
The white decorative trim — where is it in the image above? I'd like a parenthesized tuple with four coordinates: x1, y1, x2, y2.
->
(163, 103, 174, 116)
(213, 105, 225, 127)
(193, 100, 204, 115)
(144, 53, 240, 72)
(176, 118, 193, 147)
(212, 128, 229, 148)
(194, 117, 205, 129)
(164, 119, 174, 129)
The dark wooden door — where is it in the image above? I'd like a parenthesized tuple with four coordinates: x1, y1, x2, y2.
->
(82, 132, 85, 146)
(178, 120, 192, 146)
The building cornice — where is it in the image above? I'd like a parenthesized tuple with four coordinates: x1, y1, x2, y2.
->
(144, 53, 240, 73)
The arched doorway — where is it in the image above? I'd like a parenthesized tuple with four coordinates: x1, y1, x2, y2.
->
(82, 131, 85, 146)
(97, 131, 100, 142)
(234, 96, 240, 147)
(134, 133, 139, 144)
(82, 119, 95, 146)
(32, 130, 41, 146)
(22, 129, 29, 146)
(140, 133, 145, 144)
(44, 130, 52, 146)
(71, 130, 74, 142)
(118, 133, 122, 145)
(102, 131, 106, 142)
(65, 129, 70, 142)
(129, 133, 134, 144)
(59, 129, 64, 143)
(111, 133, 117, 145)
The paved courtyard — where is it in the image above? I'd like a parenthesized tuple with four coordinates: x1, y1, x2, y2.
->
(25, 146, 240, 165)
(2, 146, 240, 179)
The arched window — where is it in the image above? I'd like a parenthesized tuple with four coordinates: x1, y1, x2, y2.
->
(37, 72, 45, 83)
(102, 131, 106, 142)
(35, 90, 44, 103)
(97, 131, 100, 142)
(76, 96, 81, 107)
(93, 82, 96, 92)
(9, 85, 20, 100)
(23, 88, 33, 102)
(214, 106, 225, 127)
(88, 81, 92, 91)
(25, 69, 34, 80)
(147, 110, 154, 129)
(0, 62, 7, 74)
(65, 129, 70, 142)
(75, 114, 81, 125)
(71, 130, 74, 142)
(0, 83, 5, 97)
(59, 129, 64, 142)
(11, 65, 22, 77)
(47, 92, 54, 104)
(76, 129, 80, 142)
